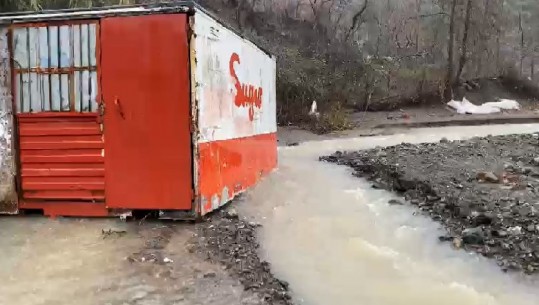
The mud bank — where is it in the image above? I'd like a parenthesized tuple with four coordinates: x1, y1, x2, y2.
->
(191, 209, 293, 305)
(321, 133, 539, 274)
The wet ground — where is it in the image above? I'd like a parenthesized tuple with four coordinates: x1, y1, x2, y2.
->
(2, 124, 539, 305)
(0, 217, 264, 305)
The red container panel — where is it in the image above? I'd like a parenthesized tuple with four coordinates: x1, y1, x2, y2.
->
(17, 113, 105, 201)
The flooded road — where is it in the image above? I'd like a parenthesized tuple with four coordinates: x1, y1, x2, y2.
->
(240, 124, 539, 305)
(2, 124, 539, 305)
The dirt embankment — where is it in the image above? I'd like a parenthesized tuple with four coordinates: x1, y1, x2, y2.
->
(191, 209, 293, 305)
(321, 133, 539, 274)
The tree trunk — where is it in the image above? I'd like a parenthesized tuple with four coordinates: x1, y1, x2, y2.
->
(519, 11, 525, 77)
(443, 0, 458, 102)
(456, 0, 473, 82)
(415, 0, 421, 53)
(345, 0, 369, 41)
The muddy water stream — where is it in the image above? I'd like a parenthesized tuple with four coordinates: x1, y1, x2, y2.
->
(240, 124, 539, 305)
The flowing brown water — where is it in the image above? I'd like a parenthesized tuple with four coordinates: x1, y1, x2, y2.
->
(240, 124, 539, 305)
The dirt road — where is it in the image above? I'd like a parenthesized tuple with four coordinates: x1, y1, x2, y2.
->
(0, 216, 284, 305)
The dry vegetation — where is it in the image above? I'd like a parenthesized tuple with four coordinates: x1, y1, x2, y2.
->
(2, 0, 539, 132)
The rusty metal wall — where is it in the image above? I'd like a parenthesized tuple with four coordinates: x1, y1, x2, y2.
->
(12, 23, 98, 113)
(0, 27, 17, 213)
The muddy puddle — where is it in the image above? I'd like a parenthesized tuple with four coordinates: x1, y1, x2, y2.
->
(240, 124, 539, 305)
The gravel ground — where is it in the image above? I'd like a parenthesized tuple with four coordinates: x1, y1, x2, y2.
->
(321, 132, 539, 274)
(191, 209, 293, 305)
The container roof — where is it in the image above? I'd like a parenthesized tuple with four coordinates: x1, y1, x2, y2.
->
(0, 1, 197, 24)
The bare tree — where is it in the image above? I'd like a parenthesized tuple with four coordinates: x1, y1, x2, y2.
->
(444, 0, 458, 101)
(345, 0, 369, 41)
(456, 0, 473, 82)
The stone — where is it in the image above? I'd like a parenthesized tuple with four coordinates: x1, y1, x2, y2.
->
(453, 237, 463, 249)
(533, 157, 539, 166)
(477, 171, 499, 183)
(492, 230, 508, 238)
(472, 213, 493, 226)
(507, 226, 522, 236)
(439, 236, 453, 242)
(130, 291, 149, 302)
(203, 272, 217, 278)
(462, 227, 485, 245)
(225, 208, 239, 219)
(388, 199, 404, 205)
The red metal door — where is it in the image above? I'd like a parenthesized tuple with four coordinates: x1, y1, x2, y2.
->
(100, 14, 193, 210)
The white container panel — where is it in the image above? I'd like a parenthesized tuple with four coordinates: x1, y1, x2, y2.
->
(193, 11, 276, 143)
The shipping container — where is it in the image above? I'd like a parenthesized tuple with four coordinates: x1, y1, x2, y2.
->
(0, 2, 277, 218)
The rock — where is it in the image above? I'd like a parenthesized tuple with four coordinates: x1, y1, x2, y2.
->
(507, 226, 522, 236)
(477, 171, 499, 183)
(533, 157, 539, 166)
(523, 167, 533, 174)
(440, 137, 449, 143)
(130, 291, 149, 302)
(462, 227, 485, 245)
(439, 236, 453, 242)
(453, 237, 463, 249)
(516, 204, 535, 217)
(388, 199, 404, 205)
(530, 170, 539, 178)
(410, 199, 420, 206)
(225, 208, 239, 219)
(163, 257, 173, 264)
(492, 230, 508, 238)
(472, 213, 493, 226)
(203, 272, 217, 278)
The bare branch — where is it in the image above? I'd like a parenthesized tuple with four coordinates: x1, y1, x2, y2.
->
(345, 0, 369, 41)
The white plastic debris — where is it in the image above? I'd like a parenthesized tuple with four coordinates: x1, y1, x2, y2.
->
(447, 97, 520, 115)
(309, 100, 320, 118)
(163, 257, 174, 264)
(482, 99, 521, 111)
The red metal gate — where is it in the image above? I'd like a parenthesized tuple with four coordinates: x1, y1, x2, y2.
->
(11, 21, 106, 214)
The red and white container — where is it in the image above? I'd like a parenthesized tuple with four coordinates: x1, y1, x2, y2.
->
(0, 2, 277, 218)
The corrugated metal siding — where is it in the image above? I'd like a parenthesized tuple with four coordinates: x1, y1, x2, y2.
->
(12, 21, 104, 203)
(12, 22, 98, 113)
(0, 27, 17, 213)
(18, 114, 104, 200)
